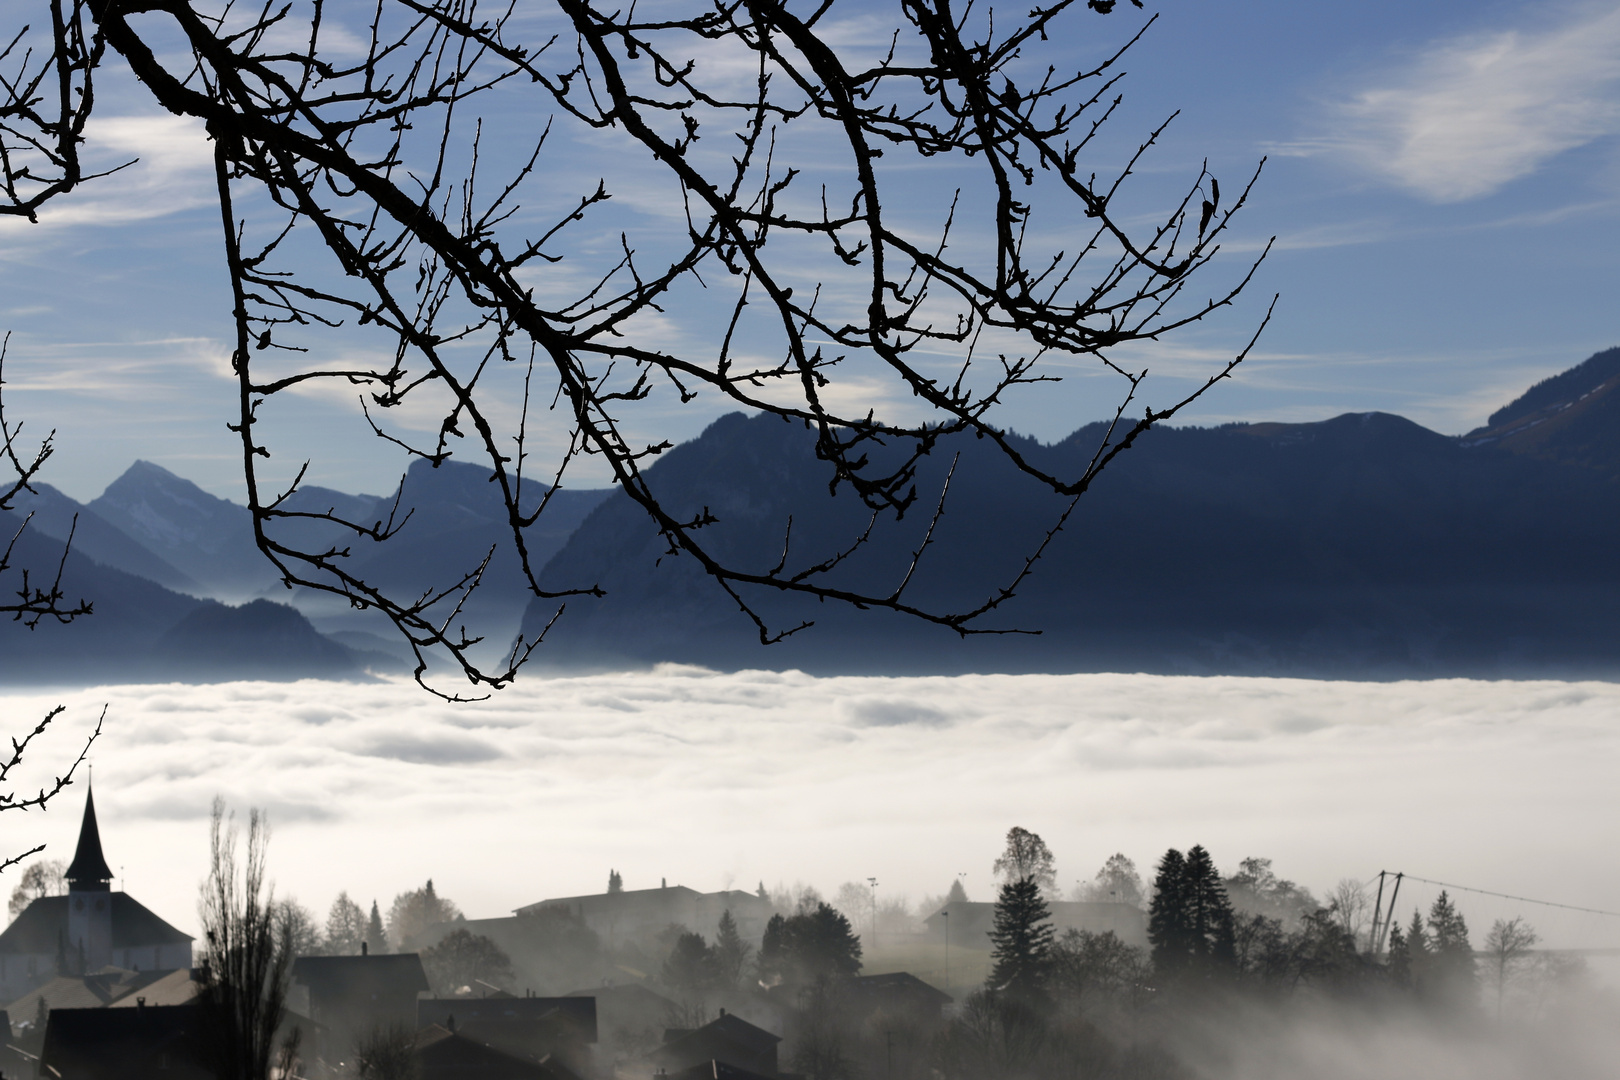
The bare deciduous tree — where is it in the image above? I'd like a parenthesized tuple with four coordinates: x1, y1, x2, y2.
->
(2, 0, 1272, 695)
(196, 797, 300, 1080)
(1482, 915, 1539, 1023)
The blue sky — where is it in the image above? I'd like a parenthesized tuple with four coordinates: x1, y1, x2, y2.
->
(2, 0, 1618, 501)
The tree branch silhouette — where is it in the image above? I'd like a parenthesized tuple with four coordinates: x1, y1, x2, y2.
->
(4, 0, 1273, 695)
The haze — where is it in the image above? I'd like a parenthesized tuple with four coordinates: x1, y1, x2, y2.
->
(5, 668, 1617, 970)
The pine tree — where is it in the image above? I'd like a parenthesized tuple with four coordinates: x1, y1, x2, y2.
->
(662, 932, 716, 996)
(1387, 919, 1410, 989)
(757, 903, 861, 989)
(1427, 891, 1474, 1005)
(608, 870, 623, 894)
(988, 876, 1055, 1003)
(1148, 849, 1191, 977)
(365, 900, 387, 954)
(1148, 846, 1235, 982)
(946, 878, 968, 904)
(1183, 845, 1236, 973)
(713, 910, 752, 989)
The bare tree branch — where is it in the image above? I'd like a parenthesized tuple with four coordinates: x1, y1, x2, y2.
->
(5, 0, 1274, 693)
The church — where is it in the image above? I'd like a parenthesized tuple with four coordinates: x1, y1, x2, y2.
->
(0, 785, 192, 1004)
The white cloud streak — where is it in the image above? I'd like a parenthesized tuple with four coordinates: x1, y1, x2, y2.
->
(1324, 5, 1620, 201)
(4, 669, 1620, 970)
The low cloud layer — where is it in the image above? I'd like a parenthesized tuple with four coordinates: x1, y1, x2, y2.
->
(3, 669, 1618, 970)
(1324, 5, 1620, 201)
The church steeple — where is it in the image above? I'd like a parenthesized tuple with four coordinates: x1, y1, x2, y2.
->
(64, 783, 114, 892)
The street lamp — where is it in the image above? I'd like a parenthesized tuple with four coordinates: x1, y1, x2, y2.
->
(867, 877, 879, 945)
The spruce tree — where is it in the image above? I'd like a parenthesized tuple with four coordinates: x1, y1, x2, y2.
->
(608, 870, 623, 894)
(1427, 891, 1475, 1005)
(988, 876, 1055, 1003)
(1183, 845, 1236, 974)
(1148, 846, 1235, 981)
(1148, 849, 1190, 977)
(365, 900, 387, 954)
(1387, 919, 1410, 989)
(713, 910, 752, 989)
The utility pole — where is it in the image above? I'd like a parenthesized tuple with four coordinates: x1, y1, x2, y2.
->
(1369, 871, 1387, 955)
(868, 878, 879, 947)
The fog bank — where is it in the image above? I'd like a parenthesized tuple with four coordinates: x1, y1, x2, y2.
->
(3, 669, 1616, 962)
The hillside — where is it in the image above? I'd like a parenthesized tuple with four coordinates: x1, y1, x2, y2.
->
(519, 351, 1620, 678)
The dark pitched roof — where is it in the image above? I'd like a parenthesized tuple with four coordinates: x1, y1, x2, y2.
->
(6, 969, 175, 1014)
(64, 785, 114, 887)
(415, 1025, 552, 1078)
(416, 996, 598, 1045)
(514, 884, 701, 914)
(670, 1060, 780, 1080)
(848, 972, 953, 1005)
(0, 893, 194, 954)
(291, 953, 430, 998)
(654, 1012, 782, 1075)
(40, 1003, 209, 1080)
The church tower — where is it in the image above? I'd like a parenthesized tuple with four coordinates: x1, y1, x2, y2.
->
(63, 783, 114, 974)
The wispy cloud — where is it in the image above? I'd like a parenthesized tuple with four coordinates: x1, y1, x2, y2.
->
(0, 113, 215, 237)
(1317, 5, 1620, 201)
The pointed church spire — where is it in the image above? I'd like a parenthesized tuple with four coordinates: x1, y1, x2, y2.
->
(64, 783, 114, 891)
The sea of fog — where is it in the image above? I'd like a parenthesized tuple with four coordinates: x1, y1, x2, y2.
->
(4, 668, 1618, 970)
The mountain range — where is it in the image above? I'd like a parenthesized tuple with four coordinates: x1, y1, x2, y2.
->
(3, 346, 1618, 684)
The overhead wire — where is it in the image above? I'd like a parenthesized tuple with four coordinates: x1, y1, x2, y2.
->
(1377, 873, 1620, 920)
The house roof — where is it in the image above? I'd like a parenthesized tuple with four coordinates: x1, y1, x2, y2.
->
(6, 969, 174, 1014)
(654, 1011, 781, 1071)
(848, 972, 953, 1005)
(40, 1003, 209, 1080)
(416, 996, 598, 1044)
(0, 894, 193, 955)
(514, 884, 701, 915)
(106, 968, 201, 1008)
(64, 785, 115, 887)
(670, 1060, 780, 1080)
(415, 1025, 551, 1077)
(290, 953, 430, 1000)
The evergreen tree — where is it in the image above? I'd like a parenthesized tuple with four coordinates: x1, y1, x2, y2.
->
(608, 870, 623, 894)
(988, 876, 1055, 1003)
(757, 881, 769, 902)
(1387, 919, 1410, 989)
(1148, 849, 1191, 976)
(1427, 891, 1475, 1005)
(662, 931, 717, 996)
(365, 900, 387, 954)
(757, 902, 862, 989)
(946, 878, 969, 904)
(1183, 845, 1236, 973)
(713, 910, 752, 989)
(1148, 846, 1235, 981)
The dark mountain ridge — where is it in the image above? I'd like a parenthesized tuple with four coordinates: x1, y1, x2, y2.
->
(8, 346, 1620, 683)
(0, 511, 382, 684)
(519, 348, 1620, 679)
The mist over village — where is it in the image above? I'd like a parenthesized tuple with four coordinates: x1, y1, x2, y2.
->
(3, 0, 1620, 1078)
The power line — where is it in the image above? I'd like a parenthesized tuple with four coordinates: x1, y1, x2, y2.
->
(1384, 873, 1620, 920)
